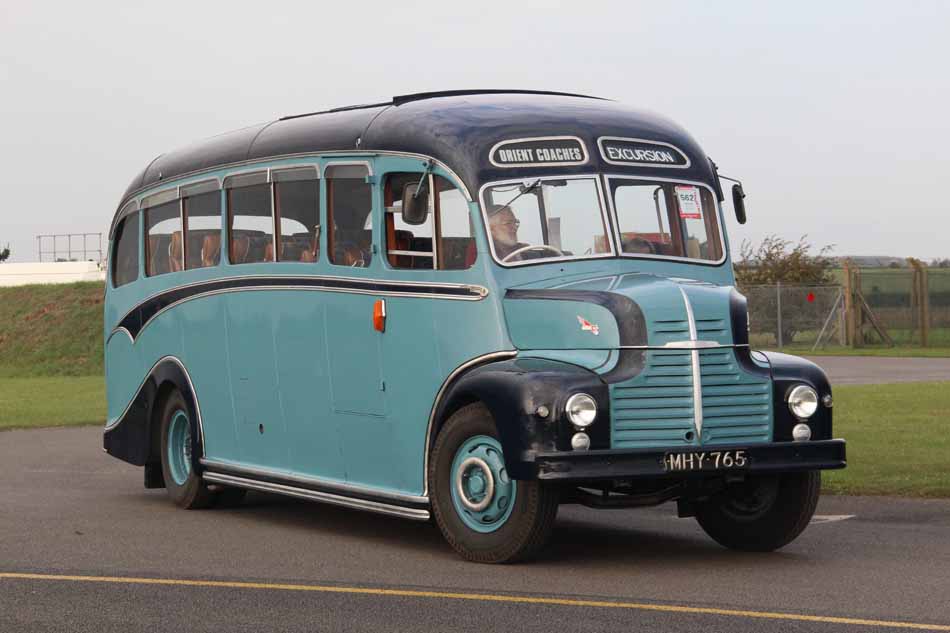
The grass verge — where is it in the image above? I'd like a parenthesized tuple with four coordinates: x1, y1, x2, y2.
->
(823, 381, 950, 497)
(0, 376, 105, 430)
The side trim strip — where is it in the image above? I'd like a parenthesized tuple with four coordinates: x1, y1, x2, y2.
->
(200, 458, 428, 507)
(202, 472, 431, 521)
(112, 275, 489, 342)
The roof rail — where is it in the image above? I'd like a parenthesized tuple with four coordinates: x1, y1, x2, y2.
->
(279, 101, 391, 122)
(279, 90, 607, 121)
(391, 89, 607, 106)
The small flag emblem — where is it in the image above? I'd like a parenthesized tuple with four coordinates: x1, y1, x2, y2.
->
(577, 315, 600, 336)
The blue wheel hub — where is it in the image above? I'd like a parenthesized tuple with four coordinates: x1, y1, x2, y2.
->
(167, 409, 192, 486)
(450, 435, 516, 533)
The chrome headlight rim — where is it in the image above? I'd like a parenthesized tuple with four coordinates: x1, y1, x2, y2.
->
(565, 392, 597, 428)
(787, 384, 819, 419)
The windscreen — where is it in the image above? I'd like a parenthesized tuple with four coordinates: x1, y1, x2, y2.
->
(482, 177, 612, 265)
(609, 179, 723, 262)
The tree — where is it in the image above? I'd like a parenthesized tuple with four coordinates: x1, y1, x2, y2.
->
(930, 258, 950, 268)
(0, 245, 9, 263)
(734, 235, 835, 287)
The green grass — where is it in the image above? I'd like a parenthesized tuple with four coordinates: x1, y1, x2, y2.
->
(0, 282, 104, 378)
(0, 375, 105, 430)
(823, 381, 950, 497)
(777, 345, 950, 358)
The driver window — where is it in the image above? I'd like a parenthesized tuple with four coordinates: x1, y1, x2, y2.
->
(326, 164, 372, 268)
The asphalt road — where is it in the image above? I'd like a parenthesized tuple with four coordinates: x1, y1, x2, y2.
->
(2, 426, 949, 632)
(803, 356, 950, 385)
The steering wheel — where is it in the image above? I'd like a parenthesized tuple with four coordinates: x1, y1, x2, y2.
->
(501, 244, 565, 262)
(622, 237, 657, 255)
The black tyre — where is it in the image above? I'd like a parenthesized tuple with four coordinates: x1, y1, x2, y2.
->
(159, 389, 214, 510)
(428, 403, 559, 563)
(695, 471, 821, 552)
(211, 486, 247, 508)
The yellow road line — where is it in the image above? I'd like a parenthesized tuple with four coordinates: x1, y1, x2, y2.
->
(2, 572, 948, 631)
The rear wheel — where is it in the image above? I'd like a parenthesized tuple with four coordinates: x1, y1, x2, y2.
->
(159, 389, 214, 509)
(695, 471, 820, 551)
(429, 403, 559, 563)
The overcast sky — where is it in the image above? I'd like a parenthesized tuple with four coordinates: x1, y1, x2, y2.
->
(1, 0, 946, 263)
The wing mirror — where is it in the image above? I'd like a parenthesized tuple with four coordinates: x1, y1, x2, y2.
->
(401, 181, 429, 225)
(731, 183, 747, 225)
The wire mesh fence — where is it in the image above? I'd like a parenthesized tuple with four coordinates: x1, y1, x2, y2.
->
(742, 268, 950, 350)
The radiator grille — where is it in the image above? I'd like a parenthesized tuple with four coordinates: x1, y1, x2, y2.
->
(609, 348, 771, 449)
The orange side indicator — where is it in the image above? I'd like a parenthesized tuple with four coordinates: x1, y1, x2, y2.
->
(373, 299, 386, 332)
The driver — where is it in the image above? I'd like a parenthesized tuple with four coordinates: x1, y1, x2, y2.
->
(487, 204, 529, 260)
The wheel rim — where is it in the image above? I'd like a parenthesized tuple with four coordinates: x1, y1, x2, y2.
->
(720, 476, 780, 521)
(167, 409, 192, 486)
(449, 435, 516, 533)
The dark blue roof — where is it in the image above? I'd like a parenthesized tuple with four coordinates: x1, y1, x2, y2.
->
(116, 90, 716, 223)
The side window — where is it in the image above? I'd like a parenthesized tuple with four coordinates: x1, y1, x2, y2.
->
(144, 198, 182, 276)
(184, 188, 221, 269)
(226, 174, 273, 265)
(111, 212, 139, 287)
(384, 172, 433, 269)
(326, 165, 372, 268)
(384, 173, 474, 270)
(274, 168, 320, 262)
(435, 175, 475, 270)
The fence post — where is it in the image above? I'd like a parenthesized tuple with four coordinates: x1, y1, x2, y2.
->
(843, 261, 854, 346)
(776, 281, 783, 348)
(908, 258, 930, 347)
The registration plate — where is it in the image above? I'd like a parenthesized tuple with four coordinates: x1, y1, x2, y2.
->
(664, 450, 748, 472)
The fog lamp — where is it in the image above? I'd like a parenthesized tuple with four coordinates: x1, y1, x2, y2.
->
(571, 432, 591, 451)
(565, 393, 597, 428)
(788, 385, 819, 419)
(792, 423, 812, 442)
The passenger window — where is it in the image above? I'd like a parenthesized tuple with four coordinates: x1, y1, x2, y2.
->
(111, 211, 139, 287)
(144, 199, 183, 276)
(326, 165, 372, 268)
(384, 173, 474, 270)
(184, 189, 221, 269)
(274, 168, 319, 262)
(227, 180, 273, 265)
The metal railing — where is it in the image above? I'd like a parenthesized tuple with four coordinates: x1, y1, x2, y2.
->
(36, 233, 104, 264)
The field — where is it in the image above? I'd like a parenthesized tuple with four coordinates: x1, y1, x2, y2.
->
(823, 381, 950, 497)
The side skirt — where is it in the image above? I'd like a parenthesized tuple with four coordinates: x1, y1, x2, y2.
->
(201, 470, 431, 522)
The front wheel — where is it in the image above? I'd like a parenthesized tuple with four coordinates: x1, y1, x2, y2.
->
(429, 403, 559, 563)
(695, 471, 821, 551)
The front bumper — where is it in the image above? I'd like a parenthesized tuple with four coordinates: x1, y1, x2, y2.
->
(531, 439, 846, 481)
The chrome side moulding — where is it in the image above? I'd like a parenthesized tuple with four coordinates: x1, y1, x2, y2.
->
(202, 472, 431, 521)
(200, 458, 428, 507)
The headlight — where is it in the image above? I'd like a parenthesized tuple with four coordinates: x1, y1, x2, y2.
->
(788, 385, 819, 419)
(565, 393, 597, 428)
